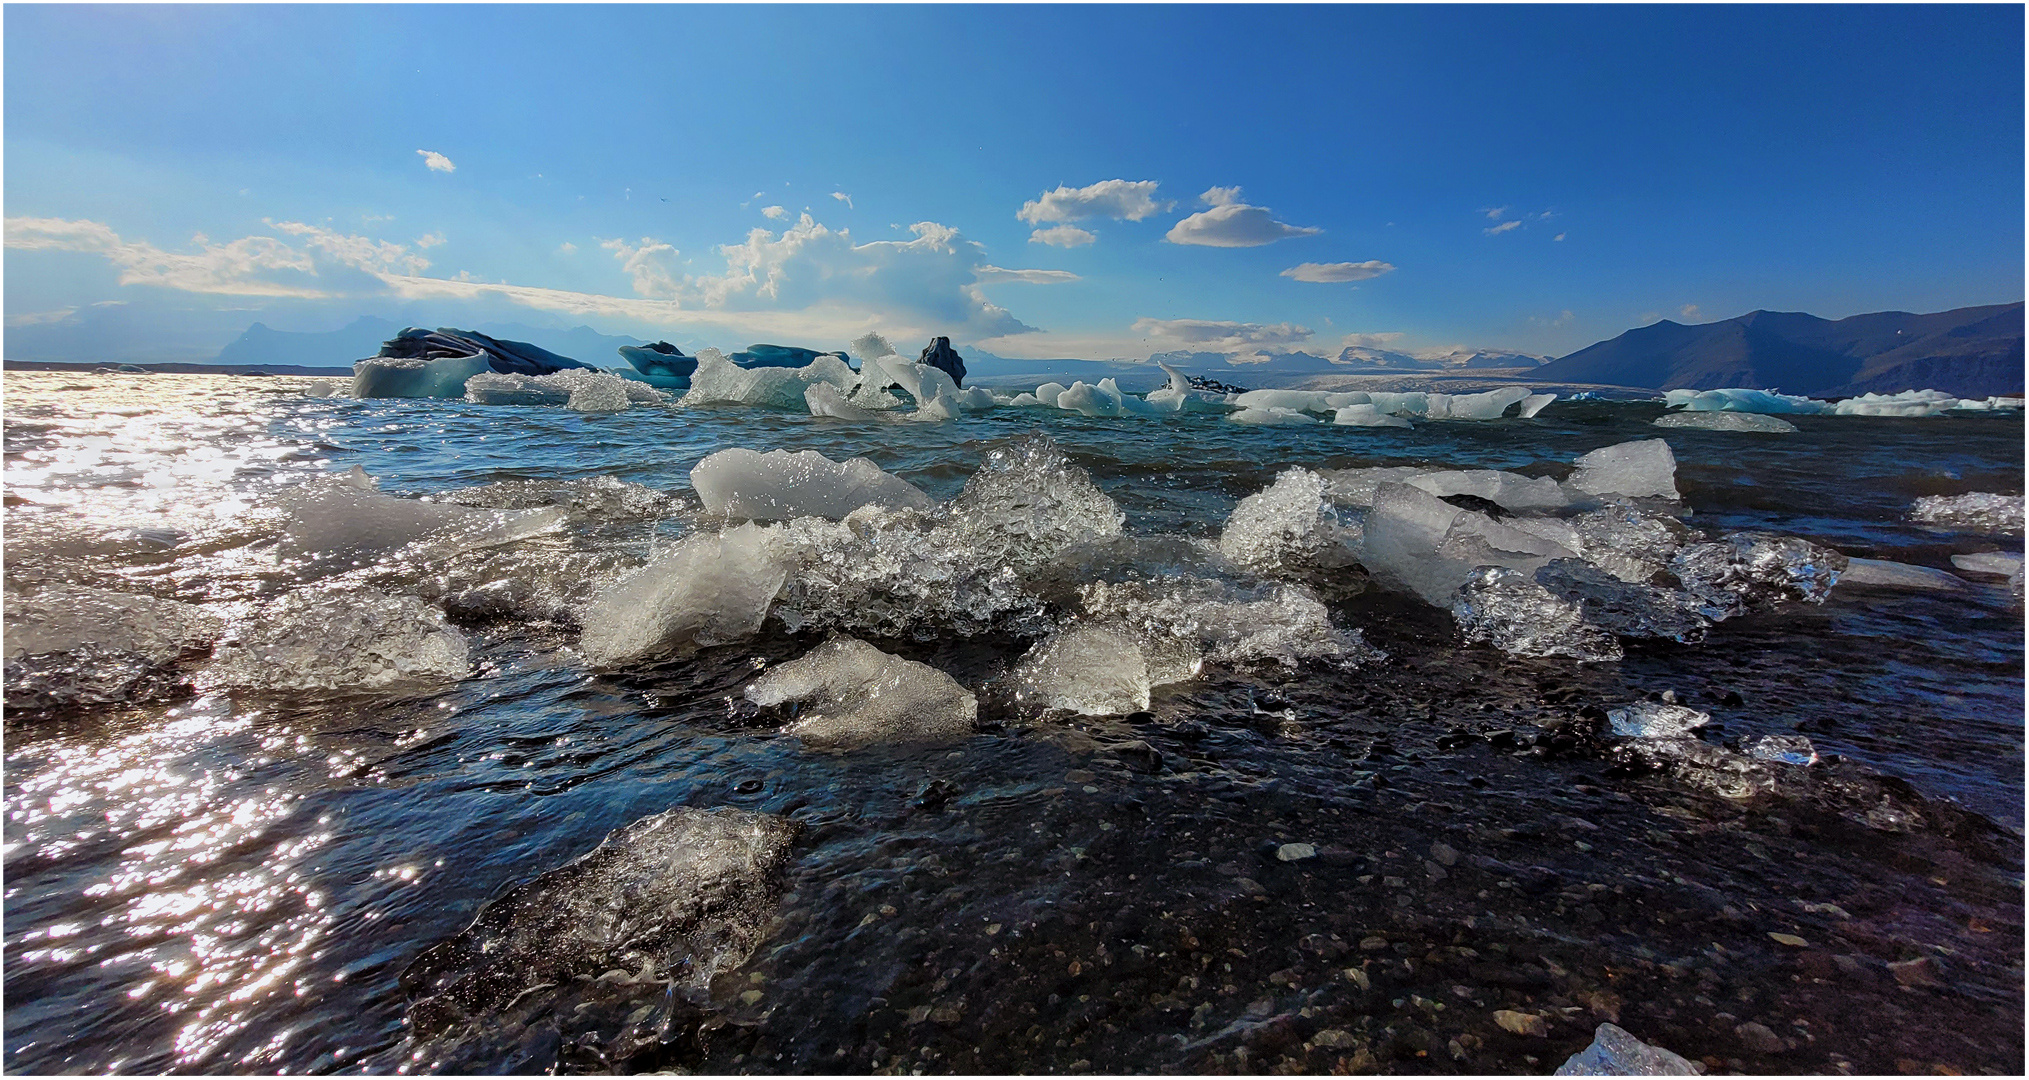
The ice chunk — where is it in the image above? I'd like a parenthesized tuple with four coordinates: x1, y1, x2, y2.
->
(1665, 387, 1827, 415)
(1530, 559, 1711, 642)
(691, 448, 933, 522)
(1234, 388, 1335, 413)
(1144, 362, 1230, 413)
(275, 469, 566, 573)
(1332, 403, 1414, 428)
(351, 351, 492, 399)
(4, 587, 221, 708)
(1831, 389, 1962, 417)
(1430, 385, 1531, 420)
(1910, 492, 2023, 533)
(1950, 395, 2025, 411)
(1518, 392, 1558, 418)
(1555, 1022, 1701, 1076)
(1320, 466, 1427, 508)
(1671, 532, 1847, 618)
(400, 807, 794, 1073)
(679, 347, 858, 410)
(1406, 469, 1570, 512)
(1030, 381, 1069, 408)
(1608, 701, 1711, 738)
(303, 379, 337, 398)
(1013, 624, 1155, 715)
(1654, 410, 1798, 433)
(1748, 733, 1818, 766)
(464, 368, 664, 409)
(1228, 405, 1319, 426)
(1363, 482, 1578, 606)
(1837, 557, 1967, 591)
(1218, 467, 1356, 575)
(1568, 439, 1680, 500)
(209, 589, 468, 690)
(1365, 391, 1429, 416)
(1453, 566, 1625, 662)
(747, 636, 977, 750)
(1081, 576, 1374, 669)
(805, 382, 878, 419)
(1056, 378, 1126, 417)
(1951, 550, 2024, 578)
(1568, 502, 1691, 582)
(578, 524, 790, 663)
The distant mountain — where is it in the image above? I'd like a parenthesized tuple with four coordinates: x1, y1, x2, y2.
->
(1532, 302, 2024, 397)
(1332, 345, 1547, 371)
(213, 318, 650, 369)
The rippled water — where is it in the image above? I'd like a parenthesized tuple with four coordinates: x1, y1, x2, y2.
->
(5, 372, 2022, 1074)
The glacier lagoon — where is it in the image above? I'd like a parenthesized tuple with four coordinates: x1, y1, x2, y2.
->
(3, 369, 2022, 1074)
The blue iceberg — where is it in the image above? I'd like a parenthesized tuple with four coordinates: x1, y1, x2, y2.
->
(615, 341, 697, 390)
(351, 327, 595, 399)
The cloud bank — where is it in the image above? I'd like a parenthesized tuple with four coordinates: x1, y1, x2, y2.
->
(1281, 260, 1394, 283)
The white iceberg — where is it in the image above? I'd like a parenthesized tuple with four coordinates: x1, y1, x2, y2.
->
(1837, 557, 1967, 591)
(1654, 411, 1798, 433)
(1228, 405, 1320, 426)
(679, 347, 859, 410)
(464, 369, 665, 410)
(351, 352, 493, 399)
(691, 448, 933, 522)
(1332, 403, 1414, 428)
(1567, 439, 1680, 500)
(746, 636, 977, 750)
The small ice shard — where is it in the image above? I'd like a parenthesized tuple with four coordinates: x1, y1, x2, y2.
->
(1014, 623, 1155, 715)
(1332, 403, 1414, 428)
(691, 448, 933, 521)
(1218, 467, 1357, 575)
(3, 587, 222, 708)
(679, 347, 859, 410)
(1080, 576, 1372, 669)
(1608, 701, 1711, 738)
(1530, 559, 1710, 643)
(1671, 532, 1847, 617)
(1909, 492, 2024, 533)
(399, 806, 794, 1072)
(1654, 411, 1798, 433)
(209, 589, 469, 690)
(805, 382, 878, 419)
(1568, 439, 1680, 500)
(1951, 550, 2024, 577)
(1554, 1022, 1701, 1076)
(1748, 733, 1819, 766)
(1452, 566, 1625, 662)
(747, 636, 977, 750)
(1228, 405, 1319, 426)
(1837, 557, 1967, 591)
(578, 524, 789, 663)
(275, 469, 566, 572)
(1568, 503, 1691, 583)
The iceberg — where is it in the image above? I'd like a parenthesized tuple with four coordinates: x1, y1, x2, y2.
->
(1332, 403, 1414, 428)
(1654, 411, 1799, 433)
(1567, 439, 1681, 500)
(690, 447, 933, 521)
(351, 327, 593, 399)
(577, 524, 790, 663)
(1143, 362, 1230, 413)
(1664, 387, 1827, 415)
(747, 636, 977, 750)
(679, 347, 859, 410)
(209, 588, 469, 690)
(615, 341, 697, 388)
(1910, 492, 2023, 533)
(1228, 405, 1320, 426)
(463, 368, 665, 410)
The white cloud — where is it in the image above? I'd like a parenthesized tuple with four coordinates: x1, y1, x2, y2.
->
(831, 191, 854, 209)
(1336, 331, 1405, 350)
(267, 220, 432, 276)
(761, 205, 788, 220)
(1530, 209, 1556, 221)
(1483, 220, 1521, 236)
(415, 232, 446, 249)
(599, 236, 684, 299)
(1281, 260, 1395, 283)
(6, 307, 79, 328)
(7, 216, 324, 297)
(416, 149, 456, 174)
(1680, 304, 1702, 321)
(1483, 206, 1510, 220)
(1029, 225, 1096, 248)
(1554, 232, 1567, 241)
(1165, 187, 1321, 248)
(1529, 309, 1577, 329)
(557, 241, 577, 254)
(1130, 316, 1313, 363)
(974, 265, 1079, 285)
(1017, 180, 1170, 225)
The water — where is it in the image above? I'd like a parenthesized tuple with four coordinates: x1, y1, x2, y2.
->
(5, 371, 2022, 1074)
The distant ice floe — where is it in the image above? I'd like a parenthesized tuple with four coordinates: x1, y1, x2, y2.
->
(1909, 492, 2024, 534)
(1653, 411, 1798, 433)
(747, 636, 977, 750)
(691, 448, 933, 521)
(465, 369, 665, 412)
(1665, 387, 2024, 418)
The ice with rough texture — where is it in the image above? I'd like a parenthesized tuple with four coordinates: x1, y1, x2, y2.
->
(276, 467, 566, 572)
(1665, 387, 1827, 415)
(4, 587, 221, 709)
(1951, 551, 2024, 578)
(1228, 405, 1319, 426)
(1518, 392, 1558, 418)
(1654, 411, 1798, 433)
(1554, 1023, 1702, 1075)
(1567, 503, 1691, 582)
(1837, 557, 1967, 591)
(1452, 566, 1624, 662)
(1568, 439, 1680, 500)
(1217, 467, 1356, 575)
(352, 351, 492, 399)
(691, 448, 933, 521)
(679, 347, 858, 410)
(1408, 469, 1571, 512)
(578, 524, 789, 663)
(464, 368, 665, 410)
(1608, 701, 1711, 738)
(1320, 466, 1427, 508)
(399, 807, 794, 1073)
(1530, 559, 1711, 642)
(1429, 385, 1532, 420)
(1748, 734, 1819, 766)
(1013, 624, 1157, 715)
(209, 588, 469, 690)
(1910, 492, 2023, 533)
(747, 636, 977, 749)
(1362, 482, 1576, 605)
(1332, 403, 1414, 428)
(1831, 389, 1964, 417)
(1671, 532, 1846, 617)
(1080, 576, 1374, 669)
(804, 382, 879, 419)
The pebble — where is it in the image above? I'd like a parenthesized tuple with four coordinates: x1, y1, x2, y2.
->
(1429, 841, 1459, 867)
(1734, 1021, 1786, 1054)
(1276, 842, 1317, 862)
(1887, 955, 1945, 988)
(1065, 770, 1096, 784)
(1494, 1009, 1548, 1037)
(1767, 932, 1809, 948)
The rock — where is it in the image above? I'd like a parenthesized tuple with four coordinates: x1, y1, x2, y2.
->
(1887, 955, 1946, 988)
(1429, 841, 1459, 867)
(1495, 1009, 1549, 1037)
(1766, 932, 1809, 948)
(1732, 1021, 1786, 1054)
(1554, 1022, 1700, 1075)
(1276, 843, 1317, 862)
(918, 336, 967, 388)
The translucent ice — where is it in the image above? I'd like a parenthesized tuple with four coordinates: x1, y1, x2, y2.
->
(1143, 362, 1230, 413)
(691, 448, 933, 521)
(1013, 623, 1157, 715)
(1406, 469, 1571, 512)
(747, 636, 977, 750)
(1518, 392, 1558, 418)
(1748, 733, 1819, 766)
(1228, 405, 1319, 426)
(1320, 466, 1428, 508)
(1452, 566, 1625, 662)
(1554, 1022, 1701, 1076)
(1664, 387, 1828, 415)
(1427, 385, 1531, 420)
(4, 587, 221, 708)
(275, 468, 566, 572)
(1653, 411, 1798, 433)
(1567, 439, 1680, 500)
(805, 382, 880, 419)
(352, 351, 491, 399)
(1608, 701, 1711, 738)
(1951, 550, 2024, 578)
(1837, 557, 1967, 591)
(1080, 576, 1374, 669)
(1910, 492, 2023, 533)
(1363, 482, 1576, 605)
(1671, 532, 1846, 617)
(1567, 502, 1691, 582)
(578, 524, 790, 663)
(1529, 559, 1711, 642)
(209, 588, 469, 690)
(1218, 467, 1357, 575)
(1332, 403, 1414, 428)
(464, 369, 665, 410)
(679, 347, 858, 410)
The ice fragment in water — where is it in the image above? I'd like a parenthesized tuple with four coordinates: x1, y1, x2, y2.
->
(747, 636, 977, 750)
(1320, 466, 1427, 508)
(1665, 387, 1828, 415)
(1837, 557, 1967, 592)
(275, 468, 565, 573)
(1951, 550, 2024, 578)
(1331, 403, 1413, 428)
(1362, 482, 1577, 605)
(399, 807, 794, 1073)
(1518, 392, 1558, 418)
(1013, 623, 1156, 715)
(1227, 405, 1319, 426)
(1079, 576, 1372, 669)
(1567, 503, 1690, 583)
(208, 588, 469, 690)
(679, 347, 858, 410)
(1909, 492, 2023, 533)
(805, 381, 879, 419)
(1218, 467, 1357, 575)
(464, 368, 664, 409)
(1530, 559, 1710, 643)
(691, 447, 933, 521)
(1653, 411, 1798, 433)
(1607, 701, 1710, 738)
(351, 351, 492, 399)
(578, 524, 790, 663)
(1671, 532, 1846, 617)
(1567, 439, 1680, 500)
(1452, 566, 1625, 662)
(1748, 734, 1818, 766)
(1405, 468, 1570, 512)
(3, 587, 221, 708)
(1554, 1022, 1701, 1075)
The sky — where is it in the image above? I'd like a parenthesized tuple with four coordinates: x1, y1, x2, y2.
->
(5, 4, 2023, 366)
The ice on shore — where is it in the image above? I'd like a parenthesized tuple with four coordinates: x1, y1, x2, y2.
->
(679, 348, 858, 410)
(1608, 701, 1711, 738)
(1950, 550, 2024, 578)
(1672, 532, 1847, 617)
(1361, 481, 1577, 605)
(209, 588, 469, 690)
(1453, 566, 1625, 662)
(1568, 439, 1680, 500)
(1748, 733, 1819, 766)
(1218, 467, 1358, 575)
(1568, 503, 1691, 582)
(1081, 576, 1374, 669)
(4, 586, 222, 708)
(1837, 557, 1967, 591)
(747, 636, 977, 749)
(1013, 623, 1158, 715)
(578, 524, 789, 663)
(691, 448, 933, 521)
(1654, 410, 1798, 433)
(464, 369, 664, 410)
(276, 467, 566, 572)
(1555, 1022, 1701, 1075)
(1910, 492, 2024, 533)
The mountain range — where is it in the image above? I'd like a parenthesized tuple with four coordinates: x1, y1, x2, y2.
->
(1531, 302, 2024, 397)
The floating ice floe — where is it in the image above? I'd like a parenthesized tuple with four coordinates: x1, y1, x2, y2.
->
(679, 347, 858, 410)
(1228, 405, 1319, 426)
(352, 327, 594, 399)
(690, 448, 933, 521)
(1653, 411, 1798, 433)
(3, 586, 221, 709)
(747, 636, 977, 749)
(577, 524, 789, 664)
(1748, 733, 1819, 766)
(276, 466, 566, 573)
(399, 807, 794, 1073)
(1332, 403, 1414, 428)
(1665, 386, 2024, 418)
(464, 368, 665, 411)
(1554, 1022, 1701, 1076)
(1950, 550, 2024, 578)
(1909, 492, 2023, 533)
(209, 588, 469, 690)
(1836, 557, 1967, 591)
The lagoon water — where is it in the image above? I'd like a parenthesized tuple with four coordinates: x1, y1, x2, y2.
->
(4, 370, 2022, 1074)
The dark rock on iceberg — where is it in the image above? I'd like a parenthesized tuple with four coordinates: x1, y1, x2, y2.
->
(918, 336, 967, 387)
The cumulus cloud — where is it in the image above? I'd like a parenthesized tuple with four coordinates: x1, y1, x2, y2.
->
(1164, 187, 1321, 248)
(1017, 180, 1170, 225)
(1280, 260, 1395, 283)
(415, 232, 446, 249)
(831, 191, 853, 209)
(1483, 220, 1521, 236)
(600, 237, 684, 299)
(1336, 331, 1406, 350)
(1029, 224, 1096, 248)
(1679, 304, 1702, 321)
(558, 241, 577, 254)
(267, 220, 433, 276)
(1554, 232, 1567, 241)
(761, 205, 788, 220)
(416, 149, 456, 173)
(1131, 316, 1313, 362)
(1529, 310, 1577, 329)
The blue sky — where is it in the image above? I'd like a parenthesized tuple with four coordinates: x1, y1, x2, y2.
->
(6, 4, 2022, 364)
